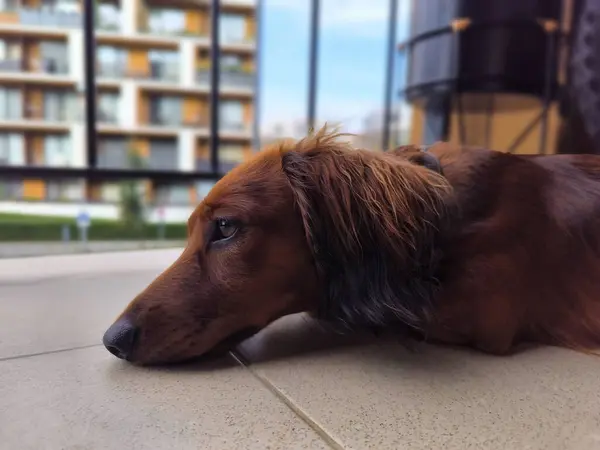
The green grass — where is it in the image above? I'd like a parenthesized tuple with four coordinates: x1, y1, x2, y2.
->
(0, 213, 116, 225)
(0, 213, 188, 242)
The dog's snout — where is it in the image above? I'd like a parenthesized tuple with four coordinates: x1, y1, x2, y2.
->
(103, 318, 138, 361)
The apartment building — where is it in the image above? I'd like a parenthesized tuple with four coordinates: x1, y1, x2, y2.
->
(0, 0, 256, 213)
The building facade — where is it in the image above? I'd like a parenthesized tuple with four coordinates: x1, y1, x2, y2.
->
(0, 0, 256, 217)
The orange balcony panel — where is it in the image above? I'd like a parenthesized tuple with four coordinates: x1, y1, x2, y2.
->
(127, 50, 149, 78)
(245, 15, 255, 40)
(132, 138, 150, 159)
(23, 179, 46, 200)
(185, 10, 205, 35)
(0, 12, 19, 24)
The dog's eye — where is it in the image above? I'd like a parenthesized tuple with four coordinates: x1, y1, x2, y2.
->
(211, 218, 239, 243)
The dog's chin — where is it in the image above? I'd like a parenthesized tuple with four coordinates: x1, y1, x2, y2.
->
(132, 326, 263, 367)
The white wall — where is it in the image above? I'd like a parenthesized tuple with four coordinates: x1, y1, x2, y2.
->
(178, 129, 195, 171)
(69, 124, 86, 168)
(120, 81, 138, 128)
(180, 40, 196, 88)
(121, 0, 138, 35)
(0, 201, 194, 224)
(0, 201, 119, 220)
(67, 29, 84, 88)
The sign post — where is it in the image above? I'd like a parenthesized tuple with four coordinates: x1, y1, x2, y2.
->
(157, 206, 165, 241)
(76, 211, 91, 246)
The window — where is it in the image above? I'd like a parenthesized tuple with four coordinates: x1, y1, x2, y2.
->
(219, 144, 244, 162)
(0, 179, 23, 200)
(38, 0, 78, 12)
(149, 50, 179, 81)
(149, 95, 181, 126)
(148, 138, 177, 170)
(98, 137, 128, 168)
(39, 41, 68, 74)
(97, 3, 120, 30)
(46, 179, 84, 201)
(0, 87, 22, 120)
(44, 134, 70, 167)
(100, 183, 121, 202)
(220, 13, 246, 44)
(44, 90, 71, 122)
(0, 133, 24, 166)
(220, 101, 244, 130)
(98, 92, 120, 123)
(148, 9, 185, 34)
(0, 0, 19, 12)
(156, 184, 189, 205)
(97, 45, 126, 77)
(0, 39, 22, 60)
(196, 181, 215, 200)
(221, 54, 243, 71)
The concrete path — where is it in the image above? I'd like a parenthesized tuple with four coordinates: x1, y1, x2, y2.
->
(1, 249, 599, 449)
(0, 240, 186, 259)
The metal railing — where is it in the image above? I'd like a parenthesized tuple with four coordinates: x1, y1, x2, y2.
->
(196, 159, 238, 173)
(19, 8, 82, 28)
(0, 58, 68, 75)
(147, 115, 248, 133)
(196, 68, 255, 89)
(0, 59, 21, 72)
(0, 0, 260, 184)
(139, 23, 208, 38)
(97, 109, 118, 124)
(96, 62, 179, 82)
(97, 21, 121, 32)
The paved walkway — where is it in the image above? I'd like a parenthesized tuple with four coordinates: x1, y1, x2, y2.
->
(1, 249, 599, 449)
(0, 240, 185, 259)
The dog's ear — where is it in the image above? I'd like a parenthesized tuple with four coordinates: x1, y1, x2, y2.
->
(281, 139, 453, 333)
(391, 145, 444, 175)
(407, 152, 443, 175)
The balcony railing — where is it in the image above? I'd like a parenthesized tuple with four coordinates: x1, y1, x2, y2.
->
(97, 109, 118, 124)
(148, 115, 183, 127)
(19, 8, 82, 28)
(150, 62, 180, 83)
(221, 121, 250, 133)
(0, 106, 75, 123)
(139, 23, 208, 38)
(0, 59, 21, 72)
(196, 159, 238, 173)
(97, 21, 121, 32)
(0, 58, 68, 75)
(145, 115, 248, 133)
(97, 62, 179, 83)
(196, 68, 255, 89)
(221, 0, 257, 6)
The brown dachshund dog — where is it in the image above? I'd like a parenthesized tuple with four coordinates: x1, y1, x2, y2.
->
(103, 127, 600, 365)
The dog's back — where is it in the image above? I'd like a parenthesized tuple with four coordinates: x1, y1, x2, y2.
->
(396, 144, 600, 354)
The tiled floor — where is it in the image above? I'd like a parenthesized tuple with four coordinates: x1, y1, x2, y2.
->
(1, 250, 600, 449)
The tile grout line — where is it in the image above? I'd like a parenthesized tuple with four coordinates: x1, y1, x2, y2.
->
(0, 343, 103, 362)
(229, 350, 347, 450)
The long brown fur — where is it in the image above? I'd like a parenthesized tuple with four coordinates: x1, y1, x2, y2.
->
(104, 127, 600, 365)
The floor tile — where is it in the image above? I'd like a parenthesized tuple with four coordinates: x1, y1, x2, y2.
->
(0, 346, 329, 450)
(238, 314, 600, 450)
(0, 271, 158, 359)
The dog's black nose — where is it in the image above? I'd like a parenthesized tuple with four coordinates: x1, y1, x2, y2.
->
(103, 318, 138, 360)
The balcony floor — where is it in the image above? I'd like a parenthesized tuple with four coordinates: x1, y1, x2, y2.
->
(1, 249, 599, 449)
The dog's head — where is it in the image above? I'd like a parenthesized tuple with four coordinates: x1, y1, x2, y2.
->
(103, 129, 452, 365)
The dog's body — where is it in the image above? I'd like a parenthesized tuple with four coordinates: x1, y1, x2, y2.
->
(393, 143, 600, 354)
(103, 130, 600, 365)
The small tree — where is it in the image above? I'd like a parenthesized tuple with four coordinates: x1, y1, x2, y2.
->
(119, 147, 147, 231)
